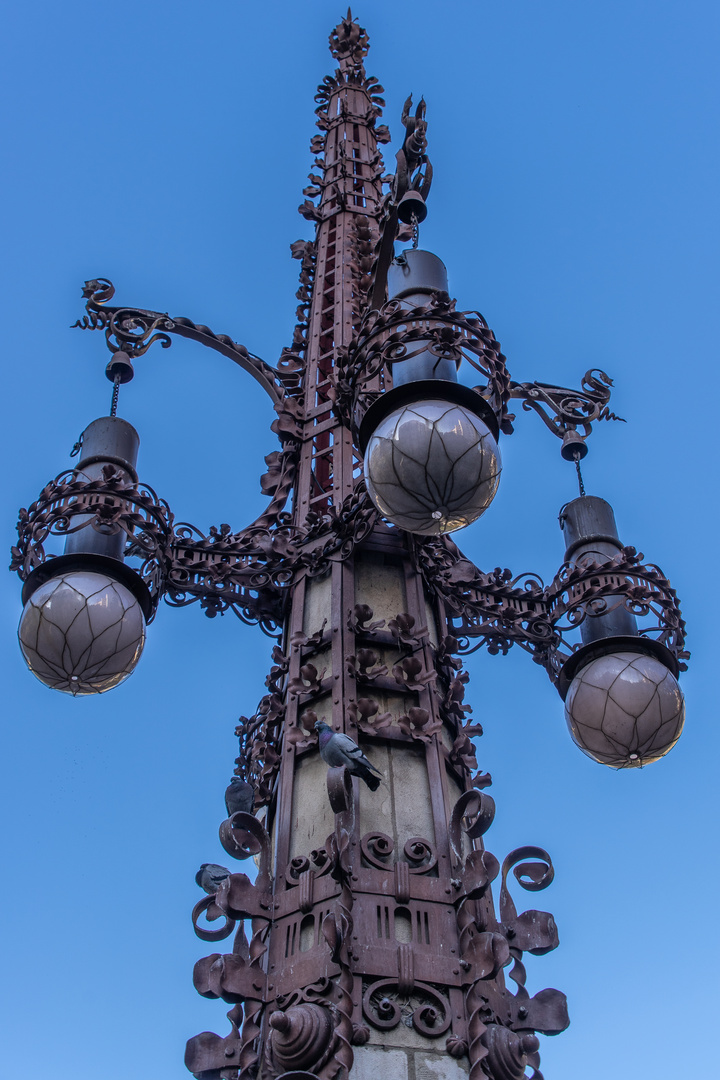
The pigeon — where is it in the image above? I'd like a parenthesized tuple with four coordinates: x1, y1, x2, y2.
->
(314, 719, 382, 791)
(224, 777, 255, 817)
(195, 863, 231, 894)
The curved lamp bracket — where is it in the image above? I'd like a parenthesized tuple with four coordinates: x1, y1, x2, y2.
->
(412, 535, 688, 687)
(509, 369, 625, 458)
(72, 278, 300, 407)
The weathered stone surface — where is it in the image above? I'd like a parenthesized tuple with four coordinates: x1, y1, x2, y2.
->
(366, 1018, 440, 1051)
(392, 742, 434, 849)
(303, 572, 332, 634)
(358, 740, 393, 839)
(356, 551, 407, 621)
(308, 643, 332, 681)
(289, 748, 335, 859)
(358, 741, 435, 853)
(351, 1045, 409, 1080)
(367, 688, 414, 723)
(415, 1050, 470, 1078)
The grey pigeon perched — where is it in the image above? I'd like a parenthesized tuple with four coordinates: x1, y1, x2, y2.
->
(315, 719, 382, 791)
(195, 863, 231, 894)
(225, 776, 255, 817)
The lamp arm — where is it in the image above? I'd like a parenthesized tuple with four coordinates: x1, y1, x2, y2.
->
(508, 370, 625, 450)
(413, 535, 688, 679)
(72, 278, 300, 406)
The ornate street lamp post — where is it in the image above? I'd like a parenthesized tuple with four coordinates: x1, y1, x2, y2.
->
(11, 11, 688, 1080)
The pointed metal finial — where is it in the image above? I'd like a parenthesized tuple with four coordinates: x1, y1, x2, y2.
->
(329, 8, 369, 63)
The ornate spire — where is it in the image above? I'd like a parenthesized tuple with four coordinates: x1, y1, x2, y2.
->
(329, 8, 369, 68)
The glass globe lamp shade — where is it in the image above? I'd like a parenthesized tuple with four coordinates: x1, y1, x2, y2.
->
(564, 650, 685, 768)
(363, 399, 501, 535)
(18, 570, 146, 695)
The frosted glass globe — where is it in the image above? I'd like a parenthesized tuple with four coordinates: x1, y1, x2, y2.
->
(18, 571, 146, 695)
(364, 399, 501, 535)
(565, 650, 685, 768)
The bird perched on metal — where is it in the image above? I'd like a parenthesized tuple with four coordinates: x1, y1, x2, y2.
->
(314, 719, 382, 791)
(224, 776, 255, 817)
(195, 863, 231, 894)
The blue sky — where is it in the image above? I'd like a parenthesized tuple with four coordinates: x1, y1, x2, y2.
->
(1, 2, 718, 1077)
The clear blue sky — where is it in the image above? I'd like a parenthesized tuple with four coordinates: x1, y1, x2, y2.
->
(1, 2, 718, 1077)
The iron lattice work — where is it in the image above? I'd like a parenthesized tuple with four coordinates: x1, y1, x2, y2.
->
(10, 10, 688, 1080)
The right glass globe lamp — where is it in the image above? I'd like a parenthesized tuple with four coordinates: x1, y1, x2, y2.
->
(558, 494, 685, 768)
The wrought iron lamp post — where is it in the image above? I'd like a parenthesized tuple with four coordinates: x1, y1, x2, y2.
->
(10, 11, 688, 1080)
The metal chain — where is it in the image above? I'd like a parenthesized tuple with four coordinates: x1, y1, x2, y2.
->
(110, 374, 121, 417)
(411, 212, 419, 250)
(573, 450, 586, 497)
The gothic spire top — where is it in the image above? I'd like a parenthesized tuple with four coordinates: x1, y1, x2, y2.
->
(328, 8, 369, 65)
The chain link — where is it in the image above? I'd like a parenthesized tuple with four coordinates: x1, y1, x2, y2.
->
(110, 374, 121, 418)
(411, 211, 419, 250)
(573, 451, 586, 497)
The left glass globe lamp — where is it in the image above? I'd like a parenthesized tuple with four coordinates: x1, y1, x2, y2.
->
(17, 414, 150, 695)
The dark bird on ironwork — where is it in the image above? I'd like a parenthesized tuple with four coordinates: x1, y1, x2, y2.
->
(314, 719, 382, 791)
(224, 776, 255, 817)
(195, 863, 231, 894)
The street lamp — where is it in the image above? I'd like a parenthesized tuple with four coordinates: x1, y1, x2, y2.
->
(10, 11, 689, 1080)
(16, 412, 150, 694)
(558, 495, 685, 767)
(360, 249, 502, 535)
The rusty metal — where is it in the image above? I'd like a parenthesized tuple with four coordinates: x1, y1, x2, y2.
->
(10, 9, 689, 1080)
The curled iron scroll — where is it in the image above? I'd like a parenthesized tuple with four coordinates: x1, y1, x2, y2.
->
(499, 846, 555, 926)
(449, 790, 496, 865)
(362, 979, 451, 1037)
(327, 765, 353, 813)
(404, 837, 437, 874)
(219, 811, 272, 889)
(360, 831, 394, 870)
(191, 894, 236, 943)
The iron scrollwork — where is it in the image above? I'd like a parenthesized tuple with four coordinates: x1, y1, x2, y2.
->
(12, 467, 380, 637)
(11, 13, 690, 1080)
(510, 368, 625, 455)
(359, 832, 438, 876)
(368, 93, 433, 309)
(449, 799, 569, 1080)
(332, 290, 513, 440)
(362, 979, 452, 1038)
(73, 278, 294, 405)
(188, 810, 273, 1080)
(10, 467, 171, 620)
(414, 534, 688, 684)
